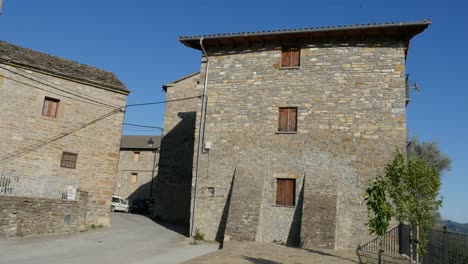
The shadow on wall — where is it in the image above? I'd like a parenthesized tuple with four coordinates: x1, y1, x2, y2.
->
(152, 111, 197, 232)
(215, 169, 236, 249)
(286, 176, 305, 247)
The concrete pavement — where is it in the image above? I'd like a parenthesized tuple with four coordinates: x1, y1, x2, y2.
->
(0, 213, 218, 264)
(183, 241, 359, 264)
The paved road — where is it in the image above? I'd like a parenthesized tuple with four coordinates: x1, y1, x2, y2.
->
(184, 241, 358, 264)
(0, 213, 218, 264)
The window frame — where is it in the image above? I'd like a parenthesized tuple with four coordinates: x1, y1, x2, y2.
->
(277, 107, 298, 133)
(133, 152, 140, 162)
(275, 178, 296, 206)
(281, 47, 300, 69)
(42, 97, 60, 118)
(60, 152, 78, 169)
(131, 173, 138, 184)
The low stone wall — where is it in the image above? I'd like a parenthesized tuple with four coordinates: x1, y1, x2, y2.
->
(0, 191, 88, 238)
(357, 250, 409, 264)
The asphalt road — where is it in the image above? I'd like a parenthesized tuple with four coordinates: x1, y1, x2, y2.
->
(0, 213, 218, 264)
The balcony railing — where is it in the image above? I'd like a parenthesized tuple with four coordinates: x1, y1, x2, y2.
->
(0, 172, 78, 200)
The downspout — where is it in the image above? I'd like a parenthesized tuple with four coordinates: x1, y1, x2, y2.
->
(191, 37, 209, 237)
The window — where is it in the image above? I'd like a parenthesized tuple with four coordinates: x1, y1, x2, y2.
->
(281, 47, 300, 68)
(278, 107, 297, 132)
(42, 97, 60, 117)
(133, 152, 140, 162)
(131, 173, 138, 184)
(276, 179, 295, 206)
(61, 152, 78, 169)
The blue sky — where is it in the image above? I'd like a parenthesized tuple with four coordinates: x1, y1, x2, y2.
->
(1, 0, 466, 223)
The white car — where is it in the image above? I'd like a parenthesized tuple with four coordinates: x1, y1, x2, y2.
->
(111, 195, 129, 213)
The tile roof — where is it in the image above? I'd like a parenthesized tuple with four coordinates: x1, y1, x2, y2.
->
(162, 71, 200, 91)
(120, 135, 161, 150)
(179, 20, 431, 50)
(0, 40, 129, 93)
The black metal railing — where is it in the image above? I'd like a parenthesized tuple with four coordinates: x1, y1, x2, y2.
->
(359, 225, 400, 254)
(423, 227, 468, 264)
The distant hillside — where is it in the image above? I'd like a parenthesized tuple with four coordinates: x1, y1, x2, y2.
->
(441, 220, 468, 235)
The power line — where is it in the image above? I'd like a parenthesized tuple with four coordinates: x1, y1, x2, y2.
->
(14, 66, 122, 109)
(0, 108, 123, 162)
(0, 65, 121, 109)
(0, 73, 117, 108)
(126, 95, 201, 107)
(123, 123, 163, 129)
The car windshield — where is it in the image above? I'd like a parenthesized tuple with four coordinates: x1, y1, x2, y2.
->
(112, 197, 119, 203)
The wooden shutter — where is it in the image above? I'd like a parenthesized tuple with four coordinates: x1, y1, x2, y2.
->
(290, 48, 300, 67)
(42, 97, 59, 117)
(281, 47, 300, 68)
(278, 108, 288, 131)
(276, 179, 295, 206)
(287, 108, 297, 131)
(281, 49, 291, 68)
(276, 179, 285, 204)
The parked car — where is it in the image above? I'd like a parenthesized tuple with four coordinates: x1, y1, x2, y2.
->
(129, 199, 149, 214)
(111, 195, 129, 213)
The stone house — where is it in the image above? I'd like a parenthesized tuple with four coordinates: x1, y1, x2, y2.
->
(155, 20, 430, 249)
(115, 135, 160, 204)
(0, 40, 129, 227)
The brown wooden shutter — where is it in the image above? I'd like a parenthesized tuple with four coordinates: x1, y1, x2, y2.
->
(288, 108, 297, 131)
(281, 50, 290, 68)
(276, 179, 295, 206)
(278, 108, 288, 131)
(276, 179, 285, 204)
(290, 48, 300, 67)
(285, 179, 295, 206)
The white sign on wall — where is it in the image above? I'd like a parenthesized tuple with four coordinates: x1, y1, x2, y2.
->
(67, 185, 77, 200)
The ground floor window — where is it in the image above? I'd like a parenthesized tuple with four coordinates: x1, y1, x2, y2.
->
(275, 178, 295, 206)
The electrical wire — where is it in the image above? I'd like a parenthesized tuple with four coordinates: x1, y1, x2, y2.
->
(0, 73, 117, 108)
(123, 123, 163, 129)
(0, 65, 121, 109)
(125, 96, 201, 107)
(13, 66, 122, 109)
(0, 108, 123, 162)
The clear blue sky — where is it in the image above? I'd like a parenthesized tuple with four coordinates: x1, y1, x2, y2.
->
(1, 0, 466, 223)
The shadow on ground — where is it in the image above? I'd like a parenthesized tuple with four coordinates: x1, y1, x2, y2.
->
(301, 248, 357, 263)
(243, 256, 283, 264)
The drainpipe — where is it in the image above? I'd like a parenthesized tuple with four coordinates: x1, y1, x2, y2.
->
(191, 37, 209, 237)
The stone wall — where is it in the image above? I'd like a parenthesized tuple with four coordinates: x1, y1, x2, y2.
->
(154, 73, 200, 224)
(115, 150, 159, 203)
(0, 191, 88, 238)
(0, 63, 127, 226)
(188, 39, 407, 249)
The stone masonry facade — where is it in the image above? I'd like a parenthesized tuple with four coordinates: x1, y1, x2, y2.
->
(115, 136, 160, 204)
(0, 191, 89, 238)
(161, 22, 429, 249)
(154, 73, 200, 224)
(0, 41, 128, 227)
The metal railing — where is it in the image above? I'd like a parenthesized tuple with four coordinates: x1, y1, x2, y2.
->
(0, 172, 78, 200)
(358, 225, 400, 254)
(424, 228, 468, 264)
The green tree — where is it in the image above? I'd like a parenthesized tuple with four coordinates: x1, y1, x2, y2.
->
(409, 136, 451, 228)
(364, 176, 393, 264)
(409, 136, 451, 173)
(365, 150, 442, 264)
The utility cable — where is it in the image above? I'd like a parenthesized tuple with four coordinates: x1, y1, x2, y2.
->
(0, 65, 121, 109)
(0, 73, 116, 108)
(0, 108, 123, 162)
(123, 123, 163, 129)
(13, 66, 122, 109)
